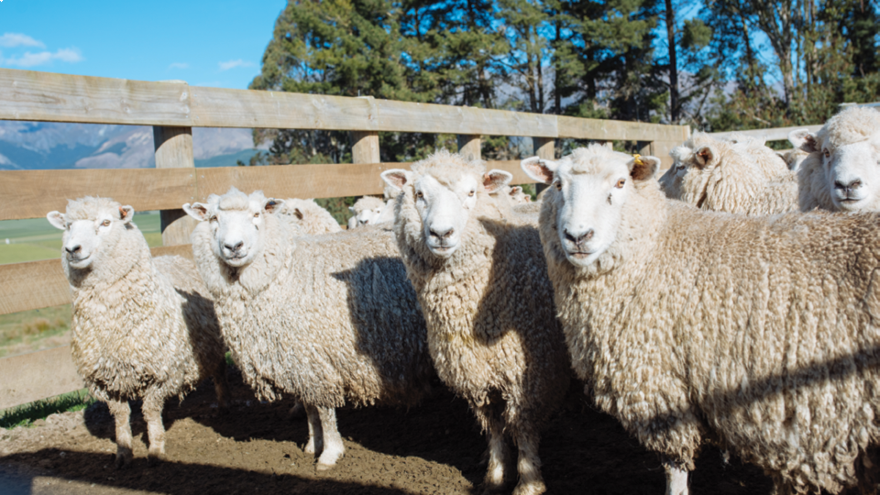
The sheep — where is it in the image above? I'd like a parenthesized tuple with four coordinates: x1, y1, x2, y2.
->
(182, 187, 434, 470)
(347, 196, 387, 228)
(277, 197, 341, 234)
(46, 197, 229, 468)
(381, 150, 570, 495)
(497, 185, 532, 205)
(522, 144, 880, 495)
(775, 130, 812, 172)
(659, 131, 799, 215)
(796, 107, 880, 212)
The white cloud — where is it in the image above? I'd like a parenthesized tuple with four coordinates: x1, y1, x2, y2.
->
(218, 59, 254, 71)
(169, 62, 189, 70)
(2, 48, 83, 67)
(0, 33, 45, 48)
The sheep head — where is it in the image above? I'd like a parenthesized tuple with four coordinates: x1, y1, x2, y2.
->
(522, 145, 659, 268)
(381, 149, 511, 258)
(47, 197, 134, 270)
(349, 196, 385, 228)
(795, 107, 880, 211)
(183, 187, 283, 268)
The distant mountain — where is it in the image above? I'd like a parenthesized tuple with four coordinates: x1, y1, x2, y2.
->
(0, 122, 268, 171)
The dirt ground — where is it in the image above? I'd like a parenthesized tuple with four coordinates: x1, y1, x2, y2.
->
(0, 369, 776, 495)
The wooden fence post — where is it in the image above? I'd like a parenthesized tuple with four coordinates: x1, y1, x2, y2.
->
(153, 125, 197, 246)
(458, 134, 481, 161)
(533, 137, 555, 194)
(352, 131, 381, 165)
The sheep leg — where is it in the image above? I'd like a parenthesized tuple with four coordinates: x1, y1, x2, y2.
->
(303, 403, 323, 455)
(663, 457, 689, 495)
(315, 407, 345, 471)
(512, 425, 545, 495)
(212, 360, 231, 411)
(107, 400, 133, 469)
(478, 406, 509, 492)
(142, 395, 167, 464)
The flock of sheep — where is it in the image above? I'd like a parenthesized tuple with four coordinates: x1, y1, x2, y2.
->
(42, 105, 880, 495)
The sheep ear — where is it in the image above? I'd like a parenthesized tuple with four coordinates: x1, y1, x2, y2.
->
(293, 208, 304, 220)
(629, 155, 660, 181)
(263, 198, 284, 214)
(694, 146, 714, 168)
(510, 186, 522, 195)
(46, 211, 67, 230)
(483, 170, 513, 193)
(789, 129, 819, 153)
(119, 205, 134, 224)
(521, 156, 558, 184)
(381, 169, 411, 192)
(183, 202, 210, 222)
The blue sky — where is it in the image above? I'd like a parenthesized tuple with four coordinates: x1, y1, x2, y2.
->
(0, 0, 286, 89)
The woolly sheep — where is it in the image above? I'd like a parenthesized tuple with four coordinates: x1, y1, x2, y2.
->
(777, 130, 811, 172)
(796, 107, 880, 212)
(659, 131, 799, 214)
(183, 188, 434, 470)
(348, 196, 387, 228)
(381, 150, 570, 495)
(523, 144, 880, 495)
(46, 197, 229, 468)
(277, 198, 341, 235)
(496, 185, 532, 205)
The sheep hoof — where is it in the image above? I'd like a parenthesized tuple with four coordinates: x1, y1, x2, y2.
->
(316, 462, 335, 472)
(114, 449, 133, 470)
(512, 480, 546, 495)
(303, 441, 316, 455)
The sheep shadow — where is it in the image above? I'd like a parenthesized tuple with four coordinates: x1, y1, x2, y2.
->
(0, 450, 411, 495)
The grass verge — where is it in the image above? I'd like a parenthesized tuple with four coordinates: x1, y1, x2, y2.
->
(0, 389, 94, 429)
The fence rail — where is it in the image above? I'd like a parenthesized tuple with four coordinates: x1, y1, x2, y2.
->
(0, 67, 696, 409)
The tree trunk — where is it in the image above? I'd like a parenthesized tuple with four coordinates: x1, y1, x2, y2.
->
(664, 0, 679, 122)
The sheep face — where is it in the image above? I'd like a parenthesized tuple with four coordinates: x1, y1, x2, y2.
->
(800, 132, 880, 211)
(47, 200, 134, 270)
(184, 189, 283, 268)
(382, 165, 512, 258)
(350, 206, 383, 227)
(522, 147, 659, 268)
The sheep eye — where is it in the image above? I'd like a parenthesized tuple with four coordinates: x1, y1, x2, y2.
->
(555, 181, 562, 191)
(468, 190, 475, 197)
(823, 149, 831, 158)
(101, 220, 111, 227)
(416, 191, 424, 199)
(615, 179, 626, 189)
(254, 212, 260, 218)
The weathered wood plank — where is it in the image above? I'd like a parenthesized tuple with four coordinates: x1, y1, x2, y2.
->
(558, 116, 690, 142)
(154, 125, 199, 246)
(710, 125, 822, 142)
(375, 100, 558, 137)
(0, 345, 84, 410)
(0, 168, 198, 221)
(0, 245, 193, 316)
(0, 69, 191, 126)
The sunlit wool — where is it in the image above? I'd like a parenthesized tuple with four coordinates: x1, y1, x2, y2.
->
(659, 131, 798, 215)
(276, 197, 342, 234)
(537, 145, 880, 494)
(386, 150, 570, 495)
(47, 196, 229, 468)
(186, 188, 433, 470)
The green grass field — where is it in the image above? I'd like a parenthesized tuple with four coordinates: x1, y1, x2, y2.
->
(0, 212, 162, 265)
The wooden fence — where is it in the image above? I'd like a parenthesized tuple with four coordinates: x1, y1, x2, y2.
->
(0, 68, 694, 409)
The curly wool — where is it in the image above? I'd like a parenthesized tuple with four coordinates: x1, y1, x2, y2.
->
(276, 198, 341, 235)
(660, 132, 798, 215)
(190, 196, 433, 409)
(540, 176, 880, 494)
(393, 153, 570, 450)
(61, 199, 226, 405)
(798, 107, 880, 211)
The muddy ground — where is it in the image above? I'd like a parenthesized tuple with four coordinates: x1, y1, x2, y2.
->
(0, 369, 776, 494)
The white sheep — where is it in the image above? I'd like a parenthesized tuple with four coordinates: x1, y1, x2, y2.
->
(46, 197, 229, 468)
(381, 150, 570, 495)
(796, 107, 880, 212)
(523, 144, 880, 495)
(659, 131, 798, 215)
(347, 196, 387, 228)
(183, 188, 434, 470)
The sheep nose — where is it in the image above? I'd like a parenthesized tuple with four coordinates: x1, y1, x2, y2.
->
(834, 179, 863, 192)
(430, 227, 454, 239)
(564, 229, 594, 246)
(65, 244, 81, 255)
(224, 240, 244, 252)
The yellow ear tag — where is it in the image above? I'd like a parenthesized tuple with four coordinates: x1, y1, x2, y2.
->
(632, 154, 645, 166)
